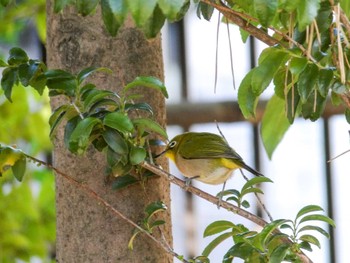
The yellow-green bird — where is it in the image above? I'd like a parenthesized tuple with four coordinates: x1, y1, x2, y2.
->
(160, 132, 263, 185)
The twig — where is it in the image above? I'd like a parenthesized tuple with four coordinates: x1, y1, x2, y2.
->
(142, 162, 269, 227)
(24, 154, 191, 263)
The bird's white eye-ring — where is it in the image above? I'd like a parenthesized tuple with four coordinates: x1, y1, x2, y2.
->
(168, 141, 177, 148)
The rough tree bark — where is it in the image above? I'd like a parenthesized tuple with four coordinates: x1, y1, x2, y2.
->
(46, 2, 172, 262)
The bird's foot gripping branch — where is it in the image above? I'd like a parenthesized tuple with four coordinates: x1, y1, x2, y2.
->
(0, 47, 335, 263)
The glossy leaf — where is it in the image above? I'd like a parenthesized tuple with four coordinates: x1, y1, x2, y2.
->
(298, 225, 330, 238)
(12, 157, 27, 182)
(301, 90, 327, 121)
(53, 0, 71, 12)
(68, 117, 102, 154)
(49, 105, 70, 137)
(241, 176, 273, 192)
(77, 66, 112, 85)
(83, 90, 116, 111)
(76, 0, 99, 16)
(203, 221, 235, 237)
(112, 174, 139, 190)
(127, 0, 157, 27)
(7, 47, 29, 65)
(296, 205, 324, 219)
(1, 67, 18, 102)
(145, 201, 167, 220)
(299, 214, 336, 227)
(103, 128, 128, 155)
(254, 0, 277, 27)
(252, 48, 288, 95)
(289, 57, 308, 75)
(238, 70, 258, 118)
(286, 85, 300, 124)
(317, 69, 333, 97)
(142, 4, 166, 38)
(296, 0, 321, 31)
(158, 0, 189, 21)
(197, 1, 214, 21)
(129, 145, 146, 165)
(299, 234, 321, 248)
(89, 98, 118, 113)
(124, 76, 168, 98)
(256, 219, 288, 251)
(103, 112, 134, 133)
(125, 102, 153, 115)
(45, 70, 77, 97)
(202, 232, 233, 257)
(270, 243, 291, 263)
(0, 146, 24, 177)
(261, 95, 290, 159)
(298, 63, 318, 103)
(132, 118, 168, 139)
(101, 0, 128, 36)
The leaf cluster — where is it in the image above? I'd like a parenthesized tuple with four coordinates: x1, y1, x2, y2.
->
(1, 47, 169, 183)
(49, 0, 190, 38)
(201, 205, 335, 263)
(128, 201, 167, 250)
(218, 176, 273, 209)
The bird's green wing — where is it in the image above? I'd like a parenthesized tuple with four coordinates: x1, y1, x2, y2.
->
(179, 133, 243, 161)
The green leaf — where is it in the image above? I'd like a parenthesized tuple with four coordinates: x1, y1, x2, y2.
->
(241, 200, 250, 209)
(241, 187, 264, 196)
(203, 221, 235, 237)
(76, 0, 99, 16)
(270, 243, 291, 263)
(317, 69, 333, 97)
(1, 67, 18, 102)
(112, 174, 139, 190)
(101, 0, 128, 36)
(45, 69, 77, 97)
(125, 102, 153, 115)
(12, 157, 27, 182)
(103, 128, 129, 155)
(299, 241, 313, 252)
(301, 90, 326, 121)
(299, 214, 336, 227)
(145, 201, 167, 219)
(142, 4, 166, 38)
(77, 66, 112, 85)
(54, 0, 71, 12)
(254, 0, 277, 27)
(297, 225, 330, 239)
(132, 118, 168, 139)
(286, 85, 300, 124)
(89, 98, 118, 113)
(299, 234, 321, 248)
(158, 0, 189, 21)
(197, 2, 214, 21)
(129, 145, 146, 165)
(7, 47, 29, 65)
(83, 89, 116, 111)
(238, 70, 258, 118)
(49, 105, 71, 137)
(345, 108, 350, 124)
(202, 232, 233, 257)
(69, 117, 102, 154)
(0, 58, 8, 66)
(103, 112, 134, 133)
(261, 95, 290, 159)
(296, 0, 321, 31)
(128, 230, 142, 250)
(256, 219, 288, 251)
(127, 0, 157, 27)
(241, 176, 273, 192)
(297, 63, 318, 103)
(124, 76, 168, 98)
(252, 48, 288, 95)
(64, 116, 80, 148)
(296, 205, 323, 219)
(289, 57, 308, 75)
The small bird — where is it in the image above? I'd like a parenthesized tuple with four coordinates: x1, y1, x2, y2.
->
(158, 132, 263, 187)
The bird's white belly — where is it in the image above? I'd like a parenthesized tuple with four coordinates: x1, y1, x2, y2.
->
(175, 157, 233, 185)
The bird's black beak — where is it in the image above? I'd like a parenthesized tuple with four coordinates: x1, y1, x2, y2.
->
(154, 148, 168, 158)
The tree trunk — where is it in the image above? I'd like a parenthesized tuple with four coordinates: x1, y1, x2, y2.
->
(46, 2, 172, 262)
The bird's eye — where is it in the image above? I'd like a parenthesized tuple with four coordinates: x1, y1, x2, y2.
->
(168, 141, 177, 148)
